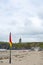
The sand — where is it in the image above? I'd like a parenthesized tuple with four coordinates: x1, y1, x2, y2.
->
(0, 50, 43, 65)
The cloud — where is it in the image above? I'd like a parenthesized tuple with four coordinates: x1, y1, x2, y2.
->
(0, 0, 43, 42)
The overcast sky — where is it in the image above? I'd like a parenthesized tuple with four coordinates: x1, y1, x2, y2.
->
(0, 0, 43, 42)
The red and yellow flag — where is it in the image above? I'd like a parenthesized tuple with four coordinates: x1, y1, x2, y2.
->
(9, 32, 12, 48)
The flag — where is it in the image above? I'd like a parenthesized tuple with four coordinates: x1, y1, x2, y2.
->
(9, 32, 12, 48)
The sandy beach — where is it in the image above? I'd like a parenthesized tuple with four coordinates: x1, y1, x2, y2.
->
(0, 50, 43, 65)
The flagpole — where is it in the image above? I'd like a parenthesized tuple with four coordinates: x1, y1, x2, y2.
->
(9, 47, 11, 64)
(9, 32, 12, 64)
